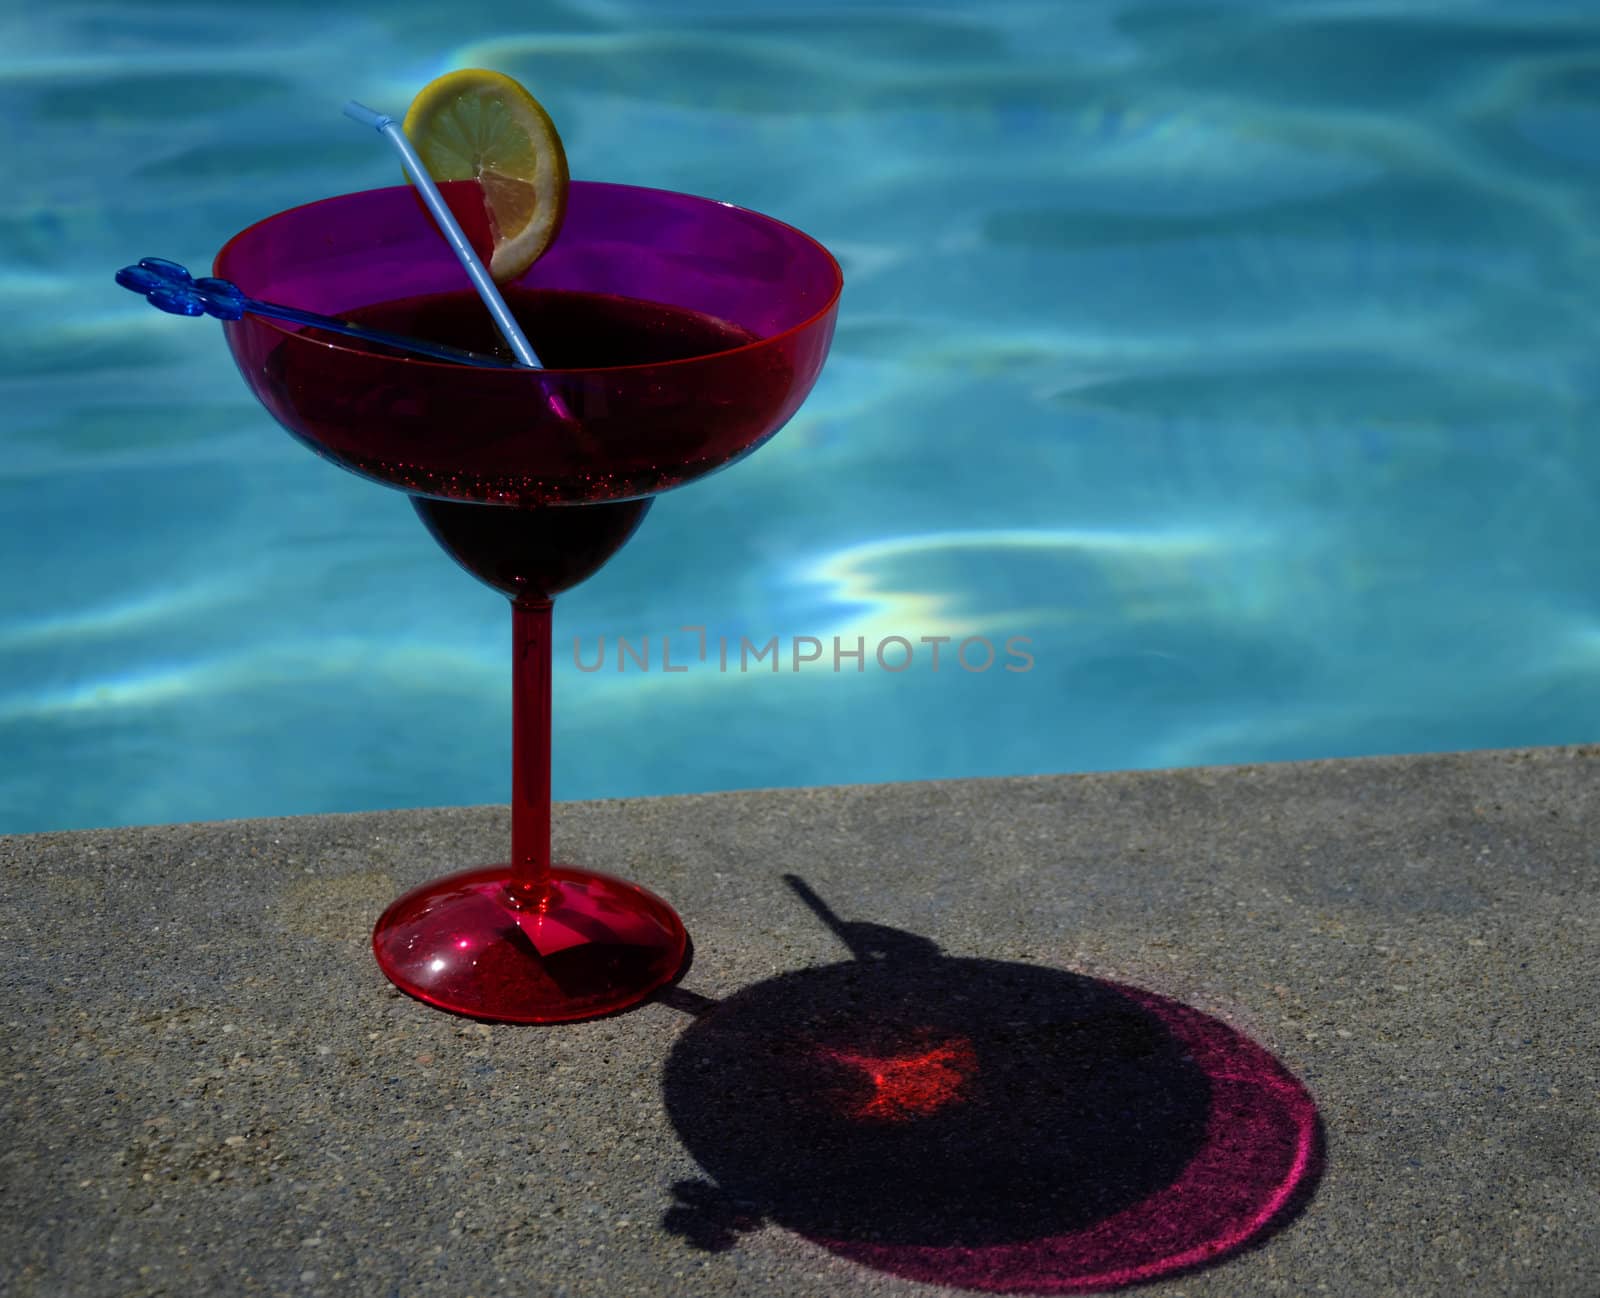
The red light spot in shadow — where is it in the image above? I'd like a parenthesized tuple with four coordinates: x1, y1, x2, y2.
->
(821, 1039, 978, 1121)
(811, 987, 1321, 1292)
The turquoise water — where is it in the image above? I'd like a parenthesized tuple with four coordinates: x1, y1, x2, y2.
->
(3, 1, 1598, 834)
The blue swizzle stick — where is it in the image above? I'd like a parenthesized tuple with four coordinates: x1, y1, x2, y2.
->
(113, 257, 518, 369)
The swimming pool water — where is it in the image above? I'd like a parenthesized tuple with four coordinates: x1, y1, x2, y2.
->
(4, 0, 1598, 833)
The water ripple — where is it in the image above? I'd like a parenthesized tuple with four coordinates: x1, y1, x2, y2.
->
(4, 0, 1600, 828)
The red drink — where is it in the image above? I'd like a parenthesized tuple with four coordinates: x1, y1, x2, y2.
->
(252, 285, 797, 506)
(276, 287, 782, 597)
(346, 284, 761, 367)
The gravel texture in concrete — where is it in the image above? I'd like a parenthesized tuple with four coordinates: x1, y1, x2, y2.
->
(1, 746, 1596, 1297)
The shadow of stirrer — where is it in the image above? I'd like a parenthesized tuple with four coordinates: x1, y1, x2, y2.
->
(652, 874, 1324, 1293)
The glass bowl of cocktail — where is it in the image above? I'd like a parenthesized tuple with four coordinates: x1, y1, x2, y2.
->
(181, 72, 839, 1022)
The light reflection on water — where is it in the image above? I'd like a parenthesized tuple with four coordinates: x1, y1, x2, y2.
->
(2, 0, 1598, 832)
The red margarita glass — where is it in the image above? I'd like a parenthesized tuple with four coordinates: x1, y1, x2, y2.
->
(215, 181, 841, 1022)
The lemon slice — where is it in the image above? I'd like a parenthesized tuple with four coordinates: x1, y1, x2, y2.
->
(403, 68, 569, 283)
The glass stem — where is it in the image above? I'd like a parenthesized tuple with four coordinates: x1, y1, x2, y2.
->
(510, 597, 554, 906)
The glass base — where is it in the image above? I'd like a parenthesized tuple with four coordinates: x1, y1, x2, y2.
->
(372, 865, 688, 1023)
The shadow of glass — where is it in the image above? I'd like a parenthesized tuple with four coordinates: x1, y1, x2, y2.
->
(656, 876, 1323, 1292)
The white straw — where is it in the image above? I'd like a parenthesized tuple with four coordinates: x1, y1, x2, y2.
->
(343, 100, 542, 368)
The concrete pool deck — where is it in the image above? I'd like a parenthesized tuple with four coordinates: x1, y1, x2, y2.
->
(2, 745, 1595, 1297)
